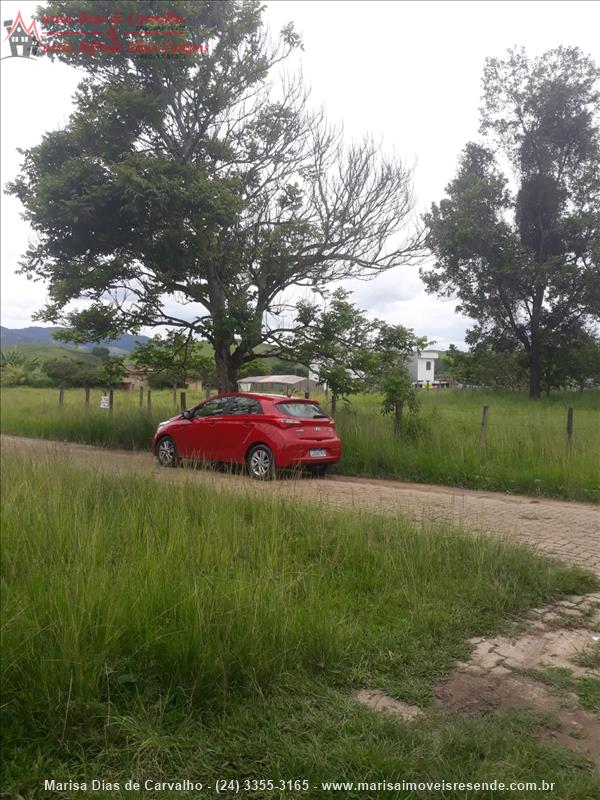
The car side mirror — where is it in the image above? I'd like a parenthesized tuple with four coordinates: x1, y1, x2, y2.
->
(181, 409, 192, 420)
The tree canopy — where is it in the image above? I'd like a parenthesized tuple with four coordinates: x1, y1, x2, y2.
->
(131, 331, 212, 388)
(286, 289, 425, 415)
(423, 47, 600, 398)
(9, 0, 421, 391)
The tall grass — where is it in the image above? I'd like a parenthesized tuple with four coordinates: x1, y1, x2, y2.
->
(1, 387, 599, 500)
(1, 453, 597, 796)
(335, 390, 600, 501)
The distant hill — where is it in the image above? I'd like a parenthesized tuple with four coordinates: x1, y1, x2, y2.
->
(0, 326, 150, 353)
(2, 343, 102, 364)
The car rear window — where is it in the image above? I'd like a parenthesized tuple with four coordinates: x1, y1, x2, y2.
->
(276, 402, 329, 419)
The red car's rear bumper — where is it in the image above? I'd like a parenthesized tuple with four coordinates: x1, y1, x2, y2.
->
(276, 437, 342, 468)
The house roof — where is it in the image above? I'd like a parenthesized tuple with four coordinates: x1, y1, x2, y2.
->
(409, 351, 440, 360)
(239, 374, 313, 386)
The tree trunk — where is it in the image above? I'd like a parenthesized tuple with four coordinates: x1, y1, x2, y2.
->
(331, 393, 337, 417)
(394, 400, 404, 436)
(529, 340, 542, 400)
(207, 261, 240, 394)
(214, 343, 239, 393)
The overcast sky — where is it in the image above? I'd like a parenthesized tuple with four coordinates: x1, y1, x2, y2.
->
(1, 0, 599, 347)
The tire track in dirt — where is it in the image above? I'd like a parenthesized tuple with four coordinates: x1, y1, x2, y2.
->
(2, 434, 599, 575)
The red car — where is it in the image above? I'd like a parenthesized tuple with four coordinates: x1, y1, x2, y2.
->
(152, 392, 341, 479)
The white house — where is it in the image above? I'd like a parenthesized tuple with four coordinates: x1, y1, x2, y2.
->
(407, 351, 439, 386)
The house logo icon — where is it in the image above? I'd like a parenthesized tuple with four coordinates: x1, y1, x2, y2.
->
(3, 10, 43, 59)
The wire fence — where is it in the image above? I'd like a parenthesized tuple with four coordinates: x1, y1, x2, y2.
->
(51, 386, 586, 452)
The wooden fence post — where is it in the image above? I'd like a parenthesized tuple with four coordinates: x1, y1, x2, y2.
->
(172, 383, 177, 406)
(566, 407, 574, 451)
(85, 387, 90, 407)
(58, 388, 65, 406)
(139, 386, 144, 407)
(180, 391, 187, 412)
(479, 405, 489, 445)
(147, 389, 152, 411)
(109, 388, 114, 414)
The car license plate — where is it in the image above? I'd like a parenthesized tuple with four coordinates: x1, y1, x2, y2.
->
(310, 449, 326, 457)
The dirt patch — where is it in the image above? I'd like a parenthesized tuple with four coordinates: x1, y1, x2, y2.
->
(465, 627, 599, 677)
(475, 593, 600, 677)
(356, 595, 599, 769)
(354, 689, 423, 721)
(435, 593, 600, 770)
(435, 670, 600, 769)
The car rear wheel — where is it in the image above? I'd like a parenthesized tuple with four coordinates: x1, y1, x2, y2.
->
(156, 436, 179, 468)
(246, 444, 275, 480)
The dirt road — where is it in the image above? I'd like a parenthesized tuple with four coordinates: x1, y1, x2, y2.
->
(2, 434, 599, 576)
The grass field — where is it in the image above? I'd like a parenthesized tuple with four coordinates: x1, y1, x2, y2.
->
(1, 451, 598, 799)
(1, 386, 598, 501)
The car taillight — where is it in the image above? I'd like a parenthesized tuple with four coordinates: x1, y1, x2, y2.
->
(276, 417, 303, 428)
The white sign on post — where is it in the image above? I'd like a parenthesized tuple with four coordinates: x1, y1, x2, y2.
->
(100, 395, 110, 409)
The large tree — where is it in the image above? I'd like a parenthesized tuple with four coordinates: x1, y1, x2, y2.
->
(423, 47, 600, 398)
(9, 0, 421, 392)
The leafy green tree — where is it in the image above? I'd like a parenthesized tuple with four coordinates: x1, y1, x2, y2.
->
(433, 350, 453, 380)
(43, 359, 102, 387)
(0, 351, 45, 386)
(371, 323, 427, 434)
(270, 361, 308, 377)
(381, 369, 419, 435)
(0, 365, 28, 386)
(540, 330, 600, 393)
(288, 289, 379, 415)
(98, 356, 127, 388)
(131, 331, 212, 389)
(9, 0, 421, 393)
(287, 290, 425, 417)
(239, 360, 270, 379)
(423, 47, 600, 399)
(0, 349, 35, 368)
(446, 344, 528, 390)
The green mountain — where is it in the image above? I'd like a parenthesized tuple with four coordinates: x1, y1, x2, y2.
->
(0, 326, 149, 353)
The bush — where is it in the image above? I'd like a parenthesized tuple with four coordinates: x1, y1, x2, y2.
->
(43, 358, 103, 387)
(0, 365, 27, 386)
(26, 371, 55, 388)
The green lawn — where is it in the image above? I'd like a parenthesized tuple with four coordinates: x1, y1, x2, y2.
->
(1, 452, 598, 798)
(1, 386, 599, 501)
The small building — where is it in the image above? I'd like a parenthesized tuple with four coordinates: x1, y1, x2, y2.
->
(120, 366, 203, 392)
(120, 367, 148, 392)
(238, 374, 320, 396)
(407, 350, 439, 387)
